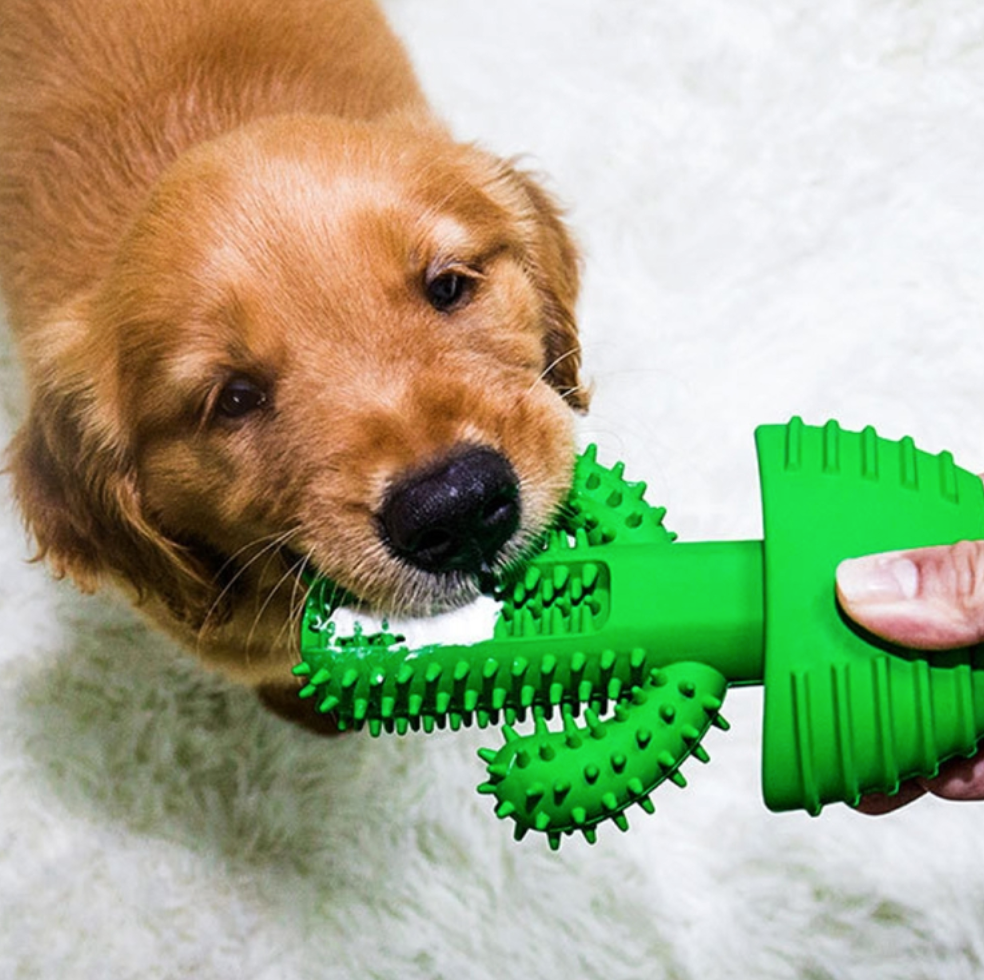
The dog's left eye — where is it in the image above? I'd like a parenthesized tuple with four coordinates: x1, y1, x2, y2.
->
(215, 376, 269, 420)
(425, 270, 473, 312)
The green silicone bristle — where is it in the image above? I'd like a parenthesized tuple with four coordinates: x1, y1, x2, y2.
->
(562, 444, 676, 548)
(295, 630, 675, 735)
(477, 662, 728, 849)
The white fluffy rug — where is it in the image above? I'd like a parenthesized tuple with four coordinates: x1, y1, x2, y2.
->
(4, 2, 984, 977)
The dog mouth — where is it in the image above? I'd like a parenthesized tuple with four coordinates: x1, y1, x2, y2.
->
(283, 526, 537, 622)
(270, 443, 569, 630)
(289, 445, 539, 617)
(279, 504, 549, 629)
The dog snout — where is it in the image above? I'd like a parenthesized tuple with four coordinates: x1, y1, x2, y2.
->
(379, 447, 520, 574)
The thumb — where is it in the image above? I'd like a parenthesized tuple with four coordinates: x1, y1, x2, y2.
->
(836, 541, 984, 650)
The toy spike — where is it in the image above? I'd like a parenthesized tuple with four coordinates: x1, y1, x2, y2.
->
(562, 709, 582, 749)
(296, 420, 984, 847)
(496, 801, 516, 820)
(524, 783, 546, 812)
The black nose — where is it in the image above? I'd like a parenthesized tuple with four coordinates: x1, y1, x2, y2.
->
(379, 447, 521, 574)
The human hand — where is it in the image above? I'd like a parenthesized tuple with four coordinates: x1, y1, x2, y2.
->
(836, 539, 984, 813)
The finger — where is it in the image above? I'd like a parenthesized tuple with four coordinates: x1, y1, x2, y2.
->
(921, 751, 984, 801)
(856, 751, 984, 814)
(836, 541, 984, 650)
(855, 780, 928, 815)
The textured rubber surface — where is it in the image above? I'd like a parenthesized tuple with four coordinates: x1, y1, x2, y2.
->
(478, 662, 729, 849)
(757, 419, 984, 813)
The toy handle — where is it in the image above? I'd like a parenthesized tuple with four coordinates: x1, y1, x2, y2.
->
(755, 420, 984, 813)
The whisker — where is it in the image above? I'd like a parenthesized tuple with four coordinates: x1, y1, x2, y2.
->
(526, 345, 581, 398)
(194, 528, 299, 656)
(210, 529, 293, 585)
(245, 544, 310, 656)
(556, 383, 588, 402)
(249, 537, 312, 667)
(277, 549, 316, 661)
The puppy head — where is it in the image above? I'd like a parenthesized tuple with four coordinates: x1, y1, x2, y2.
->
(9, 114, 587, 673)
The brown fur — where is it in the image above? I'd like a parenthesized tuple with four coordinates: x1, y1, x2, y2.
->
(0, 0, 586, 713)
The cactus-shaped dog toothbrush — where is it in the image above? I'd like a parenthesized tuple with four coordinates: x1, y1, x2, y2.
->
(294, 419, 984, 848)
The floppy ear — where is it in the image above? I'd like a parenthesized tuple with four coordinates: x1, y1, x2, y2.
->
(6, 303, 215, 625)
(506, 164, 590, 412)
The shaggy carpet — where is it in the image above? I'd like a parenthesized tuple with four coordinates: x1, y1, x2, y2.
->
(4, 1, 984, 977)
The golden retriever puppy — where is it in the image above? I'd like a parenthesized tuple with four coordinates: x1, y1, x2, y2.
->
(0, 0, 586, 728)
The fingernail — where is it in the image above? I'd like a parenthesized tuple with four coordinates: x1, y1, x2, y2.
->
(837, 554, 920, 604)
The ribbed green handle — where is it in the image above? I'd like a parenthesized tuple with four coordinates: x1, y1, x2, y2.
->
(756, 419, 984, 813)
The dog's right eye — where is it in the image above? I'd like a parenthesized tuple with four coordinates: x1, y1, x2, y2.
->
(214, 376, 269, 420)
(425, 267, 478, 312)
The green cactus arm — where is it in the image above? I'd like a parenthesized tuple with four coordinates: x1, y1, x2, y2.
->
(294, 419, 984, 848)
(296, 540, 763, 731)
(477, 662, 730, 849)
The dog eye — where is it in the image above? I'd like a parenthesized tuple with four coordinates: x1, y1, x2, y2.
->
(425, 271, 473, 312)
(215, 376, 269, 420)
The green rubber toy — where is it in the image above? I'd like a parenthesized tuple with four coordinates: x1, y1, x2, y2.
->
(293, 418, 984, 849)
